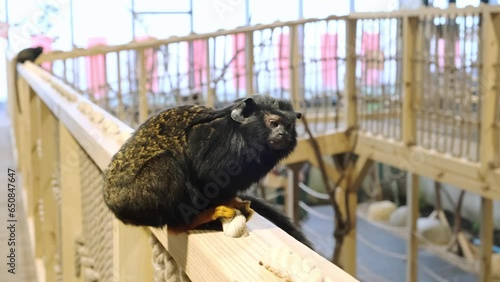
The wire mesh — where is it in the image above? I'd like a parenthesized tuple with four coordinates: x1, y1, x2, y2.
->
(415, 13, 482, 161)
(79, 148, 114, 282)
(355, 17, 403, 140)
(301, 19, 346, 135)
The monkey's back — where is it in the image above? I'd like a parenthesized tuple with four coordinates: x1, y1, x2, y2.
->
(105, 105, 213, 185)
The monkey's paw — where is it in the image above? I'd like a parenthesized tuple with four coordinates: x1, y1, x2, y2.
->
(212, 205, 237, 220)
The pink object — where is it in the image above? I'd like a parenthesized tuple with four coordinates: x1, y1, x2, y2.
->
(31, 34, 52, 71)
(361, 32, 381, 86)
(86, 37, 107, 100)
(321, 33, 338, 88)
(232, 33, 246, 92)
(277, 33, 290, 90)
(190, 39, 207, 91)
(437, 38, 461, 71)
(135, 36, 158, 93)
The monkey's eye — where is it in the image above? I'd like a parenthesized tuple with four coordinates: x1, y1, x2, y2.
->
(269, 120, 279, 128)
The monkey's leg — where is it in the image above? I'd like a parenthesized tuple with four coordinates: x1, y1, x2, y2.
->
(167, 205, 237, 234)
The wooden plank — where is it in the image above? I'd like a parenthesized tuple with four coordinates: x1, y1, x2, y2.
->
(407, 173, 419, 282)
(137, 49, 148, 123)
(354, 133, 500, 200)
(337, 184, 358, 277)
(150, 213, 358, 282)
(40, 103, 59, 282)
(289, 24, 302, 111)
(479, 11, 500, 171)
(205, 39, 215, 108)
(401, 16, 418, 146)
(245, 31, 254, 97)
(478, 197, 493, 282)
(286, 163, 303, 224)
(113, 223, 154, 282)
(59, 124, 85, 282)
(345, 18, 357, 129)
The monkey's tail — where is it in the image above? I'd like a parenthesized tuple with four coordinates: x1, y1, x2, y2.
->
(238, 194, 313, 249)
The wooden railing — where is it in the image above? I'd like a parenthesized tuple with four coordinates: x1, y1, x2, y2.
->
(7, 4, 500, 282)
(9, 61, 355, 281)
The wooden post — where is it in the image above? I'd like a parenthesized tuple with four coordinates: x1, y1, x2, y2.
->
(479, 197, 493, 282)
(137, 49, 149, 123)
(480, 11, 500, 171)
(245, 30, 255, 97)
(205, 39, 215, 108)
(407, 173, 419, 282)
(289, 24, 303, 112)
(477, 12, 499, 282)
(286, 163, 303, 224)
(402, 16, 419, 146)
(113, 223, 154, 282)
(338, 156, 373, 276)
(18, 77, 35, 215)
(345, 19, 358, 130)
(40, 103, 59, 282)
(59, 123, 85, 282)
(116, 51, 125, 120)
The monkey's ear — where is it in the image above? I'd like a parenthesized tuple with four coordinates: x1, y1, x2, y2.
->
(295, 112, 302, 119)
(231, 98, 256, 123)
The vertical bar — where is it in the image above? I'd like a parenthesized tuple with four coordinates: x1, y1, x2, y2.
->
(407, 173, 419, 282)
(479, 197, 493, 282)
(137, 49, 149, 123)
(59, 123, 84, 282)
(245, 31, 254, 97)
(480, 11, 500, 171)
(289, 24, 302, 112)
(205, 38, 215, 107)
(345, 19, 357, 130)
(402, 16, 419, 146)
(286, 163, 302, 224)
(116, 51, 124, 120)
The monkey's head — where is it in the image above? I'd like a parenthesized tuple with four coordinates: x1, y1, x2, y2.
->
(230, 95, 301, 154)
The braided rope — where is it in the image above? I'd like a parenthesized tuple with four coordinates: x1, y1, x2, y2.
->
(79, 148, 114, 281)
(150, 235, 191, 282)
(221, 209, 249, 238)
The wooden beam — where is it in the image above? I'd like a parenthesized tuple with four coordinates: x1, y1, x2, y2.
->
(137, 49, 148, 123)
(205, 38, 215, 108)
(407, 173, 419, 282)
(401, 16, 418, 146)
(151, 213, 358, 282)
(289, 24, 302, 111)
(478, 197, 493, 282)
(284, 131, 350, 165)
(286, 163, 303, 224)
(354, 133, 500, 200)
(245, 31, 254, 97)
(59, 124, 85, 282)
(345, 18, 357, 129)
(479, 11, 500, 171)
(113, 223, 154, 281)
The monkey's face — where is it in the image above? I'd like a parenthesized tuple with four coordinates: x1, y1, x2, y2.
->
(264, 113, 299, 151)
(231, 95, 301, 154)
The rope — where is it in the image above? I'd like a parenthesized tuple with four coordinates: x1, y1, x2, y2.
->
(150, 235, 191, 282)
(220, 209, 249, 238)
(260, 245, 331, 282)
(298, 182, 330, 200)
